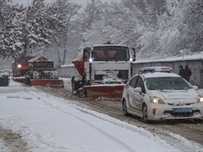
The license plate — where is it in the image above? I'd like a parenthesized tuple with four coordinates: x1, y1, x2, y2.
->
(173, 108, 192, 113)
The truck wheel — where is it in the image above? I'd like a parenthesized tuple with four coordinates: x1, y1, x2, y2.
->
(71, 76, 76, 94)
(72, 80, 76, 94)
(82, 87, 87, 98)
(25, 78, 31, 86)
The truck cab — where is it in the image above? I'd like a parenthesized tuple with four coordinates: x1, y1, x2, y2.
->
(12, 56, 35, 77)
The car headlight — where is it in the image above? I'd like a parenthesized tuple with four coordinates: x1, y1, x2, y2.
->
(197, 95, 203, 103)
(149, 96, 165, 104)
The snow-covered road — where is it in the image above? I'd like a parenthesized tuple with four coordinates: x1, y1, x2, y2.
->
(0, 80, 203, 152)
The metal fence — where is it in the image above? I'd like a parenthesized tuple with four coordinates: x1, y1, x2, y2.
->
(56, 65, 79, 78)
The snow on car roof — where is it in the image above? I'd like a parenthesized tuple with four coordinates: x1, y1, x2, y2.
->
(138, 66, 177, 78)
(140, 66, 172, 73)
(142, 72, 180, 78)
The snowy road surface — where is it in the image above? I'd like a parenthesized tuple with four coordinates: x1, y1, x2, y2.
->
(0, 80, 203, 152)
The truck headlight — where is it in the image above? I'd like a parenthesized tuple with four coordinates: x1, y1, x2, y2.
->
(89, 58, 93, 63)
(18, 64, 21, 68)
(149, 96, 165, 104)
(197, 95, 203, 103)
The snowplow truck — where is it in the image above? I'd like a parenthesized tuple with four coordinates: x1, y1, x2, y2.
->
(72, 41, 135, 99)
(12, 56, 35, 77)
(25, 55, 64, 88)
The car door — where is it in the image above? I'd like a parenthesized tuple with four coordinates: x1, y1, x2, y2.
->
(133, 76, 146, 111)
(127, 76, 139, 109)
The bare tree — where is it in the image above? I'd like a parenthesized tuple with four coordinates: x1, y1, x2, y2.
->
(51, 0, 81, 65)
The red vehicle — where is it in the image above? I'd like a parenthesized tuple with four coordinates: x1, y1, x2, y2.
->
(12, 56, 35, 77)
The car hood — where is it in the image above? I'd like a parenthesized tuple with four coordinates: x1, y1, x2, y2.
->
(150, 89, 199, 104)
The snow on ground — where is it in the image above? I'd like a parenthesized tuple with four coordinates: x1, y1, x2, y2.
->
(0, 80, 203, 152)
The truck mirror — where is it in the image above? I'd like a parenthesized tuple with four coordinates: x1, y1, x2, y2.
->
(132, 48, 136, 61)
(83, 48, 90, 61)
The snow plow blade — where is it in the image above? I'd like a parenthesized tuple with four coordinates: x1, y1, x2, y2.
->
(13, 77, 26, 83)
(85, 84, 124, 100)
(30, 79, 64, 88)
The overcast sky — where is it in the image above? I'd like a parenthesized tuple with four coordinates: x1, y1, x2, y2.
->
(13, 0, 117, 6)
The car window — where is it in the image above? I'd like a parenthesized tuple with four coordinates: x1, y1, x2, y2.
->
(146, 77, 192, 90)
(129, 76, 138, 88)
(136, 77, 146, 93)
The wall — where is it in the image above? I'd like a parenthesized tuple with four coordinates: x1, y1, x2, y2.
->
(56, 66, 79, 78)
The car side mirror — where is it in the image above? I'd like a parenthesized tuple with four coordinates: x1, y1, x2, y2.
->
(192, 86, 198, 90)
(134, 87, 142, 92)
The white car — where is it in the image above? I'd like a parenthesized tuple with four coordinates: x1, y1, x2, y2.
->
(122, 66, 203, 123)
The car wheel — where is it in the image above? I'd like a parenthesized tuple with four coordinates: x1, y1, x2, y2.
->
(142, 104, 149, 123)
(122, 100, 129, 116)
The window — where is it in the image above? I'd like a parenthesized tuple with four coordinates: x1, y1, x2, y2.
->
(92, 50, 104, 61)
(129, 76, 138, 88)
(136, 77, 145, 93)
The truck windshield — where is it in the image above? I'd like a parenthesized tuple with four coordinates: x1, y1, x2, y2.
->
(92, 46, 129, 61)
(33, 62, 54, 68)
(19, 57, 34, 64)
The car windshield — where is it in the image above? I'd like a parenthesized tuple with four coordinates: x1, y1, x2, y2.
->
(146, 77, 192, 90)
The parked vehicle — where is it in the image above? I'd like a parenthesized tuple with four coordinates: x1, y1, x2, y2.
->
(1, 69, 13, 80)
(122, 66, 203, 123)
(71, 40, 136, 99)
(0, 70, 9, 86)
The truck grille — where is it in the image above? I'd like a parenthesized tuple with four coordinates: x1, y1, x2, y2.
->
(94, 70, 128, 80)
(118, 70, 128, 80)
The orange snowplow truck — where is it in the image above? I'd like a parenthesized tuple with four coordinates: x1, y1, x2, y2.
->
(24, 55, 64, 88)
(72, 41, 136, 99)
(12, 56, 35, 77)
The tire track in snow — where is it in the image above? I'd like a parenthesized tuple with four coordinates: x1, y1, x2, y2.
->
(23, 87, 136, 152)
(22, 84, 203, 152)
(0, 124, 28, 152)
